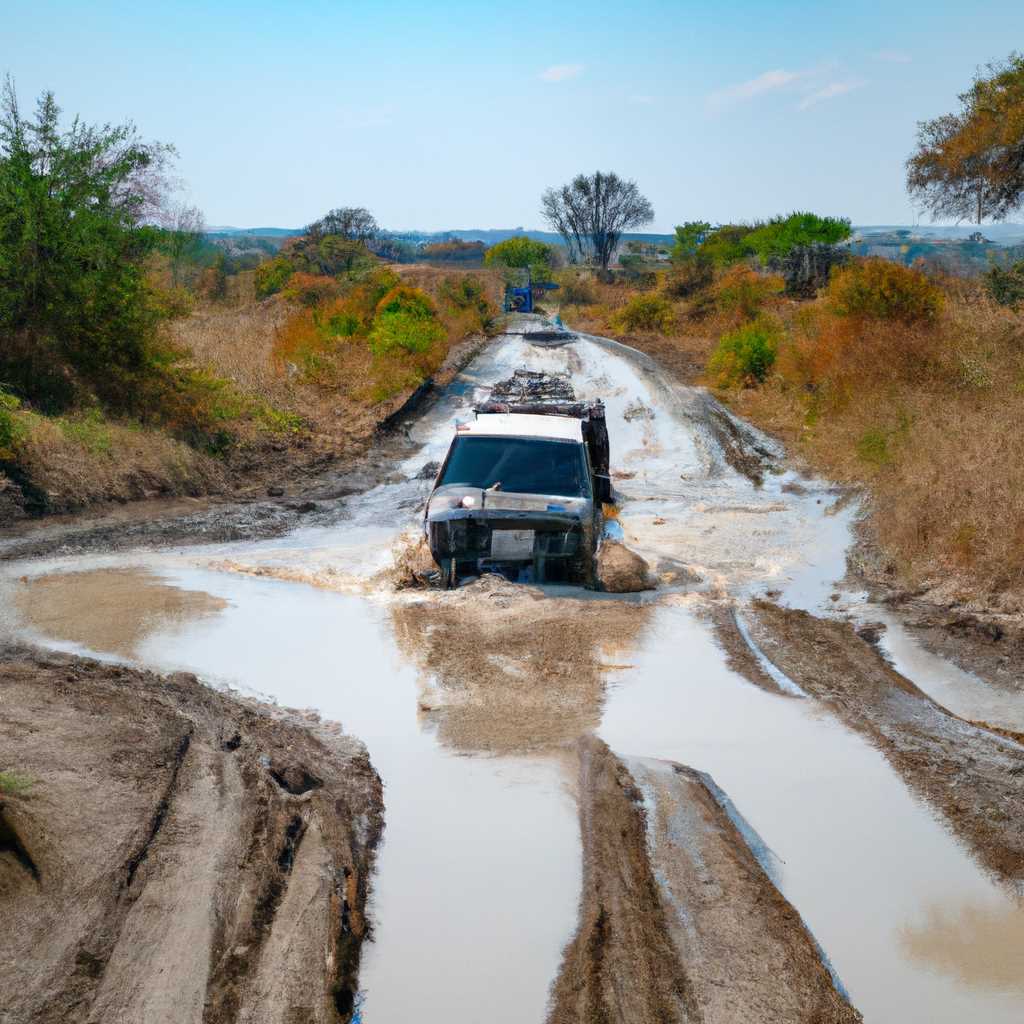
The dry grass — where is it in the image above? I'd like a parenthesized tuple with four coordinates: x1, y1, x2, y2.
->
(11, 410, 225, 512)
(561, 264, 1024, 604)
(736, 290, 1024, 597)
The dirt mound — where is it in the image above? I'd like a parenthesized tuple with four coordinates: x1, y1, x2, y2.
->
(596, 540, 655, 593)
(390, 578, 652, 753)
(548, 737, 862, 1024)
(0, 645, 382, 1024)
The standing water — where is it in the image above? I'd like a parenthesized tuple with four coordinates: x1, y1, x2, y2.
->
(3, 327, 1023, 1022)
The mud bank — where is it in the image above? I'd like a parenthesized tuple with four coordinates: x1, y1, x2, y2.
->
(0, 645, 382, 1024)
(747, 602, 1024, 885)
(549, 737, 860, 1024)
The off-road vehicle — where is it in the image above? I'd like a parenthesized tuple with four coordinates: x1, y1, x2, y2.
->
(424, 370, 610, 586)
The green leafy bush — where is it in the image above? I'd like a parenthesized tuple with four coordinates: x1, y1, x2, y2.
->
(613, 294, 675, 333)
(0, 387, 24, 456)
(438, 275, 491, 329)
(368, 286, 445, 355)
(369, 310, 445, 355)
(254, 256, 294, 298)
(828, 259, 943, 325)
(745, 212, 852, 262)
(671, 221, 712, 262)
(701, 225, 756, 266)
(709, 318, 781, 386)
(984, 260, 1024, 308)
(484, 236, 554, 270)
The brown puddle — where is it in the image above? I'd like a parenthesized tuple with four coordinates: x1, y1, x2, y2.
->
(389, 576, 652, 755)
(899, 902, 1024, 993)
(15, 568, 227, 657)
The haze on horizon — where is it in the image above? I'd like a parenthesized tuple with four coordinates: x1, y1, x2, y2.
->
(6, 0, 1024, 232)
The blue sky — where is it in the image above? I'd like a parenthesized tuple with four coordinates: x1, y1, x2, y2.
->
(6, 1, 1024, 231)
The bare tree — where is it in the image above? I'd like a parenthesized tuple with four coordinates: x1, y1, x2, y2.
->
(160, 203, 206, 285)
(541, 171, 654, 271)
(305, 206, 378, 242)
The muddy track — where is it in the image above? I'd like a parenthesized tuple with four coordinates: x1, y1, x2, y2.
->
(746, 602, 1024, 885)
(549, 737, 861, 1023)
(0, 646, 382, 1024)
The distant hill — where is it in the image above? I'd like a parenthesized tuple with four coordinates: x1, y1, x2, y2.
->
(207, 225, 677, 247)
(207, 223, 1024, 246)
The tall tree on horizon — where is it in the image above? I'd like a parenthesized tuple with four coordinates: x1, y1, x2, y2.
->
(541, 172, 654, 271)
(907, 53, 1024, 224)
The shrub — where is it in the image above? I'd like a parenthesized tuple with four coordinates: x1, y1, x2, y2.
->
(708, 318, 781, 386)
(613, 294, 675, 333)
(254, 256, 294, 298)
(368, 310, 445, 355)
(556, 272, 597, 305)
(282, 273, 340, 307)
(0, 386, 25, 457)
(484, 236, 554, 270)
(663, 255, 713, 298)
(827, 259, 943, 325)
(438, 275, 491, 330)
(701, 224, 756, 266)
(375, 286, 437, 320)
(0, 770, 34, 797)
(713, 266, 784, 319)
(984, 260, 1024, 308)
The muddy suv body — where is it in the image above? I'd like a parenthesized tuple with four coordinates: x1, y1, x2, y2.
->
(425, 371, 610, 586)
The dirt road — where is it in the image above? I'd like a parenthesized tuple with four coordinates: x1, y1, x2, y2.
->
(2, 317, 1023, 1023)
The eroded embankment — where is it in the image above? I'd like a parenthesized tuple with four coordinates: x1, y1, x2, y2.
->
(548, 737, 861, 1024)
(0, 645, 382, 1024)
(746, 602, 1024, 886)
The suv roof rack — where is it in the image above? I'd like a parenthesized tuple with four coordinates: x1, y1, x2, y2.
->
(474, 370, 602, 420)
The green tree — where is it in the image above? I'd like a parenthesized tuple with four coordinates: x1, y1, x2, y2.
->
(744, 212, 851, 262)
(671, 221, 712, 262)
(484, 236, 554, 270)
(0, 79, 174, 412)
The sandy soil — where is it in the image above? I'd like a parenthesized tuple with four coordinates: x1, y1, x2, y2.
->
(548, 737, 861, 1023)
(747, 601, 1024, 886)
(0, 645, 382, 1024)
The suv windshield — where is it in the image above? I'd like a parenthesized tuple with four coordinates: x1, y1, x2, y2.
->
(439, 436, 589, 497)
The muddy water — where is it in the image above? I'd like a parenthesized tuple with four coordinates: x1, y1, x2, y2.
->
(4, 324, 1024, 1023)
(600, 602, 1024, 1023)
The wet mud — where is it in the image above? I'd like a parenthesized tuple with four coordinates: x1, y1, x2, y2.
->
(390, 576, 652, 754)
(747, 601, 1024, 886)
(0, 645, 382, 1024)
(548, 737, 861, 1024)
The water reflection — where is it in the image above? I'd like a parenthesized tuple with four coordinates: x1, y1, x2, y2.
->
(900, 901, 1024, 993)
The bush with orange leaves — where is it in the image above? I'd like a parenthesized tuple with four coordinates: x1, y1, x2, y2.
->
(272, 268, 497, 403)
(826, 259, 943, 326)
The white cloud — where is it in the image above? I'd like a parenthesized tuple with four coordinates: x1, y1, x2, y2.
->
(798, 79, 866, 110)
(873, 49, 912, 64)
(539, 63, 584, 83)
(707, 69, 806, 111)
